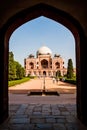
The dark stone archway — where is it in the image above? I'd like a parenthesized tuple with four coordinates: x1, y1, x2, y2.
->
(41, 59, 48, 69)
(43, 71, 46, 76)
(0, 3, 87, 126)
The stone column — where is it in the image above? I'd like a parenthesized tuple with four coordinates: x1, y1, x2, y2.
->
(76, 31, 87, 126)
(0, 29, 8, 123)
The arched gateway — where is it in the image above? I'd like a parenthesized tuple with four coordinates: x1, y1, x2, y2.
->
(43, 71, 46, 76)
(0, 1, 87, 126)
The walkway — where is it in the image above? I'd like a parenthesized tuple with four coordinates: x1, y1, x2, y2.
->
(9, 77, 76, 104)
(8, 77, 76, 91)
(0, 77, 87, 130)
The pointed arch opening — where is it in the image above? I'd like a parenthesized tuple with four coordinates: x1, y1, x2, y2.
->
(1, 3, 87, 125)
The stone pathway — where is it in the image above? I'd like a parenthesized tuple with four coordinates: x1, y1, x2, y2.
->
(9, 94, 76, 104)
(9, 77, 76, 104)
(0, 103, 87, 130)
(0, 78, 87, 129)
(8, 77, 76, 91)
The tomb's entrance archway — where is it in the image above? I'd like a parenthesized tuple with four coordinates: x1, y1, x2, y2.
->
(0, 3, 87, 126)
(41, 60, 48, 69)
(43, 71, 46, 76)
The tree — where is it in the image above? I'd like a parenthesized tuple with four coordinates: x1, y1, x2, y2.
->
(8, 52, 16, 80)
(56, 70, 61, 77)
(67, 59, 74, 79)
(8, 52, 25, 80)
(15, 61, 25, 79)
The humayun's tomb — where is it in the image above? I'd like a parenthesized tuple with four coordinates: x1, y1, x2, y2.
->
(24, 46, 67, 77)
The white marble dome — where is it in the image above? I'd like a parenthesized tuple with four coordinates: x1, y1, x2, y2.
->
(37, 46, 52, 55)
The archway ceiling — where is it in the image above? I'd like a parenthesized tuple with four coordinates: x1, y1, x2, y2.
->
(0, 0, 87, 32)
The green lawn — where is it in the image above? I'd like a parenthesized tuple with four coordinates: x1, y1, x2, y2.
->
(8, 77, 30, 87)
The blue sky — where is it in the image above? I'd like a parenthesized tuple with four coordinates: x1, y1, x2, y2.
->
(9, 16, 75, 68)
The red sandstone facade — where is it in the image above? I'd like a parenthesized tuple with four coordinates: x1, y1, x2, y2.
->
(24, 46, 67, 77)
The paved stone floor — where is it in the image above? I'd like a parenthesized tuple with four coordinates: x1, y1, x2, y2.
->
(0, 78, 87, 130)
(0, 103, 87, 130)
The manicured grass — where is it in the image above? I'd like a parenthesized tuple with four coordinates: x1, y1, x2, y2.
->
(64, 78, 76, 85)
(8, 77, 30, 87)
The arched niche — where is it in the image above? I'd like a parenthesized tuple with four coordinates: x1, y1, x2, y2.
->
(41, 59, 48, 69)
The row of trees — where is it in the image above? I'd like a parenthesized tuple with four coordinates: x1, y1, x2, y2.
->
(8, 52, 25, 81)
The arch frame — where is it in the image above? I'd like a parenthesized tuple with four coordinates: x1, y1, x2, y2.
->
(0, 3, 87, 125)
